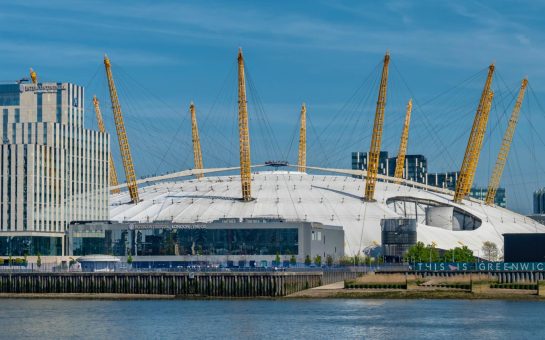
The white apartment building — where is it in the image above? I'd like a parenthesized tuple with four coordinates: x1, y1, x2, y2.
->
(0, 81, 109, 255)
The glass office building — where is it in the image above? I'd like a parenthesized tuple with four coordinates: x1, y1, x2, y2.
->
(351, 151, 427, 183)
(0, 80, 109, 255)
(533, 188, 545, 214)
(68, 218, 344, 264)
(470, 187, 506, 208)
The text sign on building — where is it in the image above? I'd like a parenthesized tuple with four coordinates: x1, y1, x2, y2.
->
(19, 83, 67, 93)
(128, 222, 205, 230)
(414, 262, 545, 271)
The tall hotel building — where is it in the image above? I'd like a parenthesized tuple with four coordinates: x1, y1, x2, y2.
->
(0, 80, 109, 256)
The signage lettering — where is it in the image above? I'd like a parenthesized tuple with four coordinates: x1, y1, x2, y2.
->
(413, 262, 545, 272)
(20, 83, 67, 93)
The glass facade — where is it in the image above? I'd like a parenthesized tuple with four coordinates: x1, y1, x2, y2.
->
(470, 187, 506, 208)
(427, 171, 459, 190)
(534, 188, 545, 214)
(0, 236, 62, 256)
(351, 151, 427, 183)
(72, 227, 299, 257)
(381, 218, 417, 263)
(0, 84, 21, 106)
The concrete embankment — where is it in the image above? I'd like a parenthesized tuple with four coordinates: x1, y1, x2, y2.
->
(0, 271, 358, 298)
(287, 273, 545, 300)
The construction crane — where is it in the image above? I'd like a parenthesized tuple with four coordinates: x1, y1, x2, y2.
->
(103, 55, 139, 203)
(485, 78, 528, 205)
(189, 102, 204, 179)
(297, 103, 307, 173)
(237, 48, 252, 201)
(365, 51, 390, 201)
(454, 65, 495, 203)
(92, 95, 120, 194)
(30, 68, 37, 84)
(394, 99, 413, 181)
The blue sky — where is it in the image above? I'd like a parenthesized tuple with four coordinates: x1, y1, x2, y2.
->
(2, 0, 545, 213)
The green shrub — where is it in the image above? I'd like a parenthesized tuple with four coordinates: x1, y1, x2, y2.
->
(290, 255, 297, 266)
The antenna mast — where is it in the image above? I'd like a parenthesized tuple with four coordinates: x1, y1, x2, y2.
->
(103, 55, 139, 203)
(365, 52, 390, 201)
(453, 64, 495, 203)
(485, 78, 527, 205)
(237, 48, 252, 201)
(190, 102, 204, 179)
(298, 103, 307, 173)
(394, 99, 412, 182)
(92, 95, 120, 194)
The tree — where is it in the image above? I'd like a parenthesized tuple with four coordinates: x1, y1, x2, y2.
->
(339, 256, 353, 266)
(404, 242, 426, 262)
(404, 242, 440, 263)
(442, 246, 475, 262)
(274, 252, 281, 266)
(36, 253, 42, 268)
(314, 255, 322, 266)
(326, 255, 334, 267)
(304, 255, 312, 266)
(482, 241, 499, 261)
(127, 254, 133, 264)
(289, 255, 297, 266)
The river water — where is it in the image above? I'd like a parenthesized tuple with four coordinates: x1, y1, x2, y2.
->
(1, 299, 544, 339)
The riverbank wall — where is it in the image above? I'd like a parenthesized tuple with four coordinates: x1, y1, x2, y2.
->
(380, 271, 545, 283)
(0, 271, 359, 297)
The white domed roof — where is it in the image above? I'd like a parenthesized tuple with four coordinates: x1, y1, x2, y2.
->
(110, 171, 545, 256)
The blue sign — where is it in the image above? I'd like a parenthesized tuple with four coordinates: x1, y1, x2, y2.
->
(413, 262, 545, 272)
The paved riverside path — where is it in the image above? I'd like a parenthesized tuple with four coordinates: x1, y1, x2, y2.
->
(286, 281, 346, 297)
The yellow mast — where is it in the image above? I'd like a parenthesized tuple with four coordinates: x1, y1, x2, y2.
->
(394, 99, 412, 181)
(92, 95, 120, 194)
(237, 48, 252, 201)
(103, 55, 139, 203)
(485, 78, 528, 205)
(30, 68, 37, 84)
(453, 64, 495, 203)
(297, 103, 307, 173)
(365, 51, 390, 201)
(189, 101, 204, 179)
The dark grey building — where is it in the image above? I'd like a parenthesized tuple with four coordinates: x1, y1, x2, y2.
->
(381, 218, 417, 263)
(351, 151, 390, 177)
(387, 155, 427, 183)
(470, 187, 506, 208)
(534, 188, 545, 214)
(504, 233, 545, 262)
(427, 171, 459, 190)
(351, 151, 427, 183)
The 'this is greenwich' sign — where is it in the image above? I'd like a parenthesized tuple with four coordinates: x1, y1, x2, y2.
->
(414, 262, 545, 272)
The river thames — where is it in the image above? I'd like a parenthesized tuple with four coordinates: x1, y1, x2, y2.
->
(1, 299, 545, 339)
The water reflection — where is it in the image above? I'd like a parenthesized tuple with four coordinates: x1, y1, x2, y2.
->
(0, 299, 544, 339)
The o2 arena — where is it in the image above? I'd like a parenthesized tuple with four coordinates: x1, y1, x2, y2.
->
(85, 50, 545, 261)
(108, 168, 545, 258)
